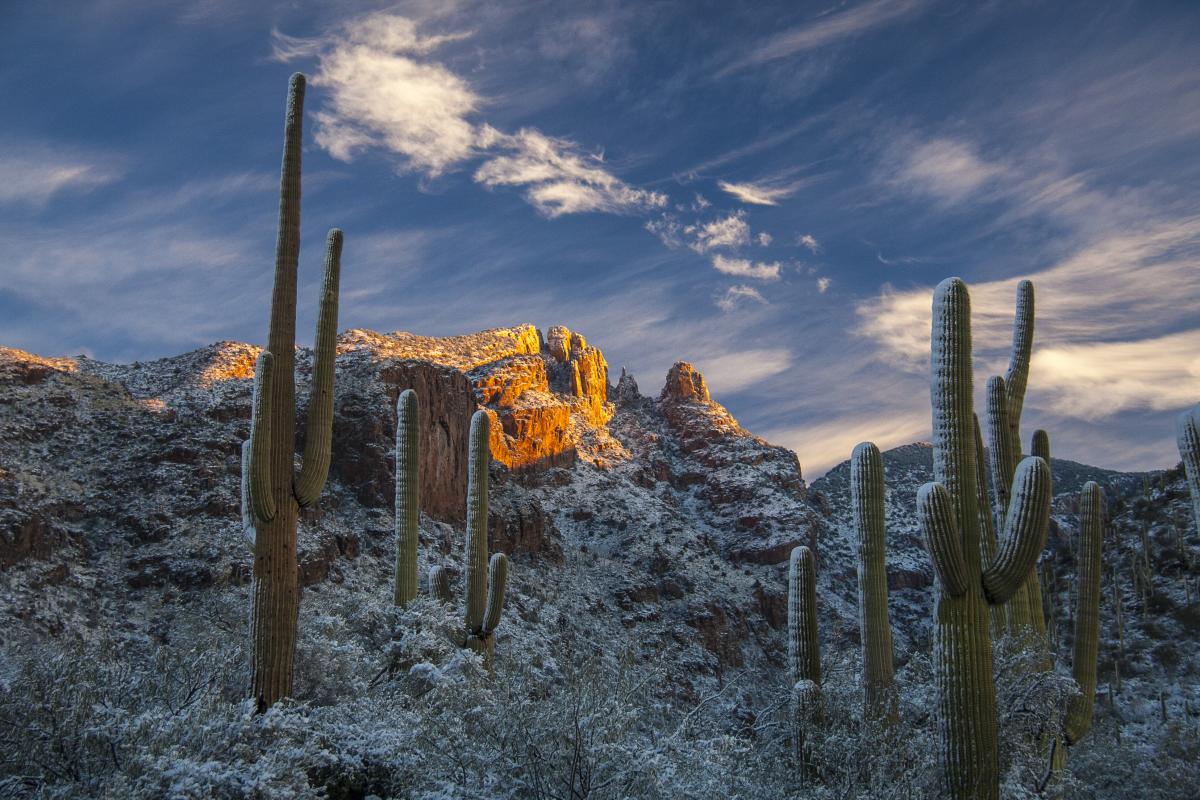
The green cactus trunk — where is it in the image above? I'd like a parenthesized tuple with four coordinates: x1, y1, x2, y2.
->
(1178, 405, 1200, 533)
(393, 389, 420, 606)
(850, 442, 897, 723)
(463, 411, 507, 661)
(787, 545, 821, 687)
(920, 278, 1051, 800)
(243, 73, 342, 711)
(1064, 482, 1103, 744)
(787, 545, 821, 772)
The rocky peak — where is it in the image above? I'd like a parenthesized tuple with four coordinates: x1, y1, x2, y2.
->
(615, 367, 640, 406)
(660, 361, 710, 404)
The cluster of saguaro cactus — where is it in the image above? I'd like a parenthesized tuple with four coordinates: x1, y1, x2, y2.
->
(918, 277, 1052, 800)
(427, 411, 509, 663)
(850, 442, 897, 723)
(240, 72, 343, 711)
(1178, 404, 1200, 532)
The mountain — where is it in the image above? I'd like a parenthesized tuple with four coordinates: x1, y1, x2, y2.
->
(0, 327, 1196, 798)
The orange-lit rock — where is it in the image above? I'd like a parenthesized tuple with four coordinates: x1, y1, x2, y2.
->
(661, 361, 710, 403)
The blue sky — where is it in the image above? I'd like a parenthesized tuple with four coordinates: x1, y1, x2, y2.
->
(2, 0, 1198, 475)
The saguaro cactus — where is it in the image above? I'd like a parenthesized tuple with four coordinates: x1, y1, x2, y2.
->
(1178, 404, 1200, 532)
(463, 411, 508, 659)
(787, 545, 821, 770)
(1063, 482, 1103, 744)
(393, 389, 420, 606)
(243, 73, 343, 711)
(918, 277, 1051, 800)
(850, 442, 896, 722)
(788, 545, 821, 687)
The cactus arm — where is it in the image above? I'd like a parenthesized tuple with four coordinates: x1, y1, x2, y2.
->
(428, 565, 451, 603)
(464, 411, 490, 635)
(247, 351, 277, 523)
(1177, 405, 1200, 532)
(982, 456, 1051, 604)
(985, 376, 1014, 521)
(1062, 482, 1104, 744)
(973, 414, 998, 565)
(788, 546, 822, 685)
(851, 441, 896, 720)
(240, 440, 257, 544)
(393, 389, 420, 606)
(482, 552, 508, 634)
(1003, 279, 1034, 459)
(1031, 429, 1050, 463)
(919, 482, 970, 597)
(294, 228, 342, 507)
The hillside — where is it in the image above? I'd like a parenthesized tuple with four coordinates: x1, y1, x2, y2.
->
(0, 327, 1196, 798)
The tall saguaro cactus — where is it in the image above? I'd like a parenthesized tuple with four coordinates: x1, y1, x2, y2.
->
(243, 73, 342, 711)
(1178, 405, 1200, 533)
(918, 277, 1051, 800)
(393, 389, 420, 606)
(850, 442, 896, 723)
(463, 411, 508, 658)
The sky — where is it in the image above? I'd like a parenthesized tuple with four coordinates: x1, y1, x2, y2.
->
(2, 0, 1198, 477)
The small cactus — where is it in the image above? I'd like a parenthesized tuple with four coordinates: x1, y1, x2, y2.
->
(850, 442, 896, 722)
(463, 411, 508, 660)
(393, 390, 420, 607)
(787, 545, 821, 688)
(428, 565, 451, 604)
(787, 545, 820, 770)
(1175, 405, 1200, 532)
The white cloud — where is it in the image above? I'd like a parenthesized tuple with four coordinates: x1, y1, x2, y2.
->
(698, 348, 792, 394)
(716, 284, 768, 311)
(756, 231, 773, 246)
(711, 254, 781, 281)
(275, 14, 482, 175)
(816, 277, 831, 294)
(276, 13, 664, 217)
(717, 179, 798, 206)
(796, 233, 820, 253)
(765, 408, 932, 477)
(0, 151, 119, 207)
(686, 211, 751, 252)
(473, 127, 667, 218)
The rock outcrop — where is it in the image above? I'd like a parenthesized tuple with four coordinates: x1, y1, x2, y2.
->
(660, 362, 710, 404)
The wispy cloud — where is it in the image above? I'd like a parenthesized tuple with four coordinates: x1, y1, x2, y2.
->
(718, 0, 932, 77)
(0, 147, 120, 207)
(796, 233, 820, 253)
(698, 348, 792, 394)
(716, 284, 768, 311)
(893, 138, 1005, 202)
(711, 254, 781, 281)
(857, 217, 1200, 420)
(718, 179, 798, 206)
(474, 126, 666, 217)
(816, 276, 831, 294)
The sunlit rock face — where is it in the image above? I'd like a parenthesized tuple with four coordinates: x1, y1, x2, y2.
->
(660, 361, 710, 404)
